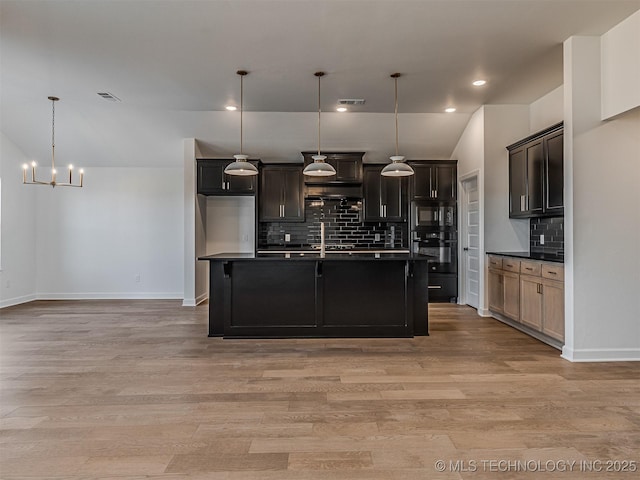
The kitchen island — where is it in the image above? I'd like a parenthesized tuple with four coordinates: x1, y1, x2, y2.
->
(199, 252, 430, 338)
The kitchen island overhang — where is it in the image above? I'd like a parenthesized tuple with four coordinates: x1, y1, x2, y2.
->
(198, 252, 430, 338)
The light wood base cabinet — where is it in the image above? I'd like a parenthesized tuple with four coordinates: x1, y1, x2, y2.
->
(487, 254, 564, 346)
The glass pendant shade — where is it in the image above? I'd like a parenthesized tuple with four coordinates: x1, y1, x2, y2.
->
(224, 154, 258, 176)
(304, 71, 336, 177)
(224, 70, 258, 176)
(381, 155, 414, 177)
(303, 154, 336, 176)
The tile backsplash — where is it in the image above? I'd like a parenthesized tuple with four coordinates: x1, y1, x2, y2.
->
(258, 198, 407, 250)
(530, 216, 564, 256)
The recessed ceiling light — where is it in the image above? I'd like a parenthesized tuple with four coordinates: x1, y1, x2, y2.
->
(472, 80, 487, 86)
(225, 105, 237, 111)
(336, 107, 348, 112)
(445, 107, 456, 113)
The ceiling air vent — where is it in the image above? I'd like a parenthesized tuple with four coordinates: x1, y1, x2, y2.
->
(338, 99, 365, 105)
(97, 92, 121, 102)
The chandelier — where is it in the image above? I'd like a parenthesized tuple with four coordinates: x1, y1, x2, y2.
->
(224, 70, 259, 176)
(23, 96, 84, 187)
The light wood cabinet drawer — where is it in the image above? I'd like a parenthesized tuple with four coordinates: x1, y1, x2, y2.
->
(488, 255, 503, 269)
(542, 263, 564, 280)
(520, 260, 541, 276)
(503, 259, 520, 273)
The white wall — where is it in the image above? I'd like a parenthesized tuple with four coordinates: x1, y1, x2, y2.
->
(34, 166, 184, 299)
(564, 34, 640, 362)
(530, 86, 564, 133)
(483, 105, 530, 253)
(451, 107, 485, 178)
(0, 133, 37, 307)
(205, 197, 255, 254)
(601, 9, 640, 120)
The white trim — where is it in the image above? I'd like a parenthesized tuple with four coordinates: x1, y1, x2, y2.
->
(0, 293, 37, 309)
(477, 308, 492, 317)
(458, 169, 484, 311)
(35, 292, 183, 300)
(182, 292, 207, 307)
(562, 346, 640, 362)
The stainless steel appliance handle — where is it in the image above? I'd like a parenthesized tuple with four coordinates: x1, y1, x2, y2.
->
(428, 285, 442, 289)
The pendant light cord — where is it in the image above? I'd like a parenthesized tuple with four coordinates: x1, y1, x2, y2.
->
(393, 73, 400, 157)
(315, 72, 325, 157)
(240, 73, 244, 155)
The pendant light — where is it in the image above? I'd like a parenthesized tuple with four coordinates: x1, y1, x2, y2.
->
(22, 96, 84, 187)
(381, 73, 414, 177)
(303, 71, 336, 177)
(224, 70, 258, 176)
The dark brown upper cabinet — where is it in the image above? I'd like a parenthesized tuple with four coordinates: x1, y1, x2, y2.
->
(197, 159, 260, 196)
(302, 152, 364, 185)
(363, 165, 408, 222)
(259, 164, 304, 222)
(507, 123, 563, 218)
(408, 161, 457, 202)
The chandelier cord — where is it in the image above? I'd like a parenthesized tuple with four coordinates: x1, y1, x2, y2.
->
(51, 98, 56, 171)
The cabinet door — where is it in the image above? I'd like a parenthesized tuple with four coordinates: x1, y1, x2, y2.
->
(363, 167, 384, 221)
(520, 275, 542, 330)
(282, 168, 304, 221)
(503, 271, 520, 321)
(259, 168, 285, 221)
(433, 165, 456, 202)
(509, 147, 527, 217)
(412, 164, 432, 200)
(488, 269, 504, 314)
(332, 157, 362, 183)
(544, 131, 564, 215)
(542, 279, 564, 341)
(197, 161, 227, 195)
(381, 176, 406, 221)
(525, 140, 544, 215)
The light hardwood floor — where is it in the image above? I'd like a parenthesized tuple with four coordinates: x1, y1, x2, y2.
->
(1, 301, 638, 479)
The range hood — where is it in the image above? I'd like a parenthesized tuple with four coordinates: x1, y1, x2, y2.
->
(305, 184, 363, 199)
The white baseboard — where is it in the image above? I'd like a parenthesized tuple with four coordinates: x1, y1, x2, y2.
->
(562, 346, 640, 362)
(477, 308, 492, 317)
(35, 292, 183, 300)
(0, 293, 37, 309)
(182, 292, 208, 307)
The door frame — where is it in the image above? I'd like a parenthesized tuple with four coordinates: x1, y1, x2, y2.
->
(458, 169, 489, 315)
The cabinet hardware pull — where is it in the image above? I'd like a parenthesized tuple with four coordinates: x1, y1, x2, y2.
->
(525, 267, 533, 271)
(520, 195, 525, 211)
(428, 285, 442, 289)
(548, 271, 557, 275)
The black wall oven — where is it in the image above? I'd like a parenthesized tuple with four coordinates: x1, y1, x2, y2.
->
(412, 229, 457, 273)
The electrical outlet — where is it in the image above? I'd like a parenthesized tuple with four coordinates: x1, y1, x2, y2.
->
(374, 233, 380, 242)
(242, 234, 249, 242)
(285, 233, 291, 242)
(135, 274, 141, 283)
(540, 234, 545, 245)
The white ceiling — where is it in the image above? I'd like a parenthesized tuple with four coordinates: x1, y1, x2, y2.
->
(1, 0, 639, 167)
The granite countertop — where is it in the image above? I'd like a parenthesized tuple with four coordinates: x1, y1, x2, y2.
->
(487, 251, 564, 264)
(199, 252, 433, 261)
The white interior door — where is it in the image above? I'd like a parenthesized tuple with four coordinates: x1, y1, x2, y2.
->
(461, 176, 480, 308)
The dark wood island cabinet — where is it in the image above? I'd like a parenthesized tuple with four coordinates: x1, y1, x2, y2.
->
(199, 253, 430, 338)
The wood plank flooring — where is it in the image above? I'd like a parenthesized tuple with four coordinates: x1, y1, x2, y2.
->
(1, 300, 638, 479)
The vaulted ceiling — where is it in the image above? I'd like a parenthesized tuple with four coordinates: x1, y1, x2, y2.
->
(2, 0, 638, 166)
